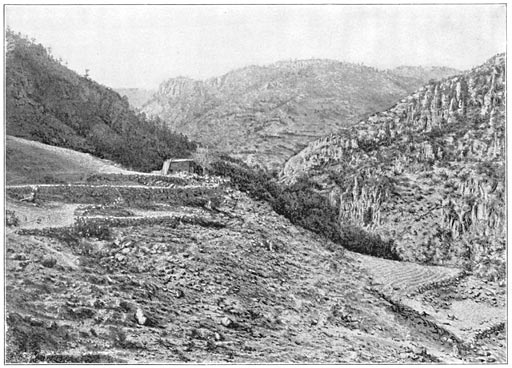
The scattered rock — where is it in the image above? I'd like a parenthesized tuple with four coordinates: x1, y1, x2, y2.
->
(412, 345, 427, 355)
(12, 253, 28, 261)
(220, 317, 233, 328)
(135, 308, 147, 325)
(173, 289, 184, 298)
(41, 255, 57, 268)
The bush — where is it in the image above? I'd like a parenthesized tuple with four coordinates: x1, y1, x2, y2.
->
(6, 210, 20, 227)
(212, 159, 400, 260)
(74, 217, 112, 240)
(41, 256, 57, 268)
(41, 175, 66, 184)
(339, 225, 399, 260)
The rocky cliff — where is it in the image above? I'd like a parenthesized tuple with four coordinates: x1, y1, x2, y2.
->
(142, 59, 459, 170)
(282, 54, 505, 280)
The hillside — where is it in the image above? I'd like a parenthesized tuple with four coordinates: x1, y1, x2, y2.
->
(4, 29, 505, 365)
(6, 135, 132, 185)
(6, 166, 505, 363)
(141, 60, 459, 170)
(5, 30, 195, 172)
(282, 54, 506, 280)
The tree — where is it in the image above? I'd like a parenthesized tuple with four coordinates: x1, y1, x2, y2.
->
(193, 146, 220, 175)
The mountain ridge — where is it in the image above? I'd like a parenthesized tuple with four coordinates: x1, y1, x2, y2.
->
(281, 53, 505, 280)
(141, 59, 460, 170)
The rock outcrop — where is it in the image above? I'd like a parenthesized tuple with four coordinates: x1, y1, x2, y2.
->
(282, 54, 505, 280)
(142, 59, 459, 170)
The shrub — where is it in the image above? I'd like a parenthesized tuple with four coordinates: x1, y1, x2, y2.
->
(212, 159, 400, 260)
(6, 210, 20, 227)
(339, 225, 399, 260)
(74, 217, 112, 240)
(41, 175, 66, 184)
(41, 256, 57, 268)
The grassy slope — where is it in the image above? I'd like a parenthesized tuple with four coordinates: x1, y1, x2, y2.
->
(6, 135, 130, 185)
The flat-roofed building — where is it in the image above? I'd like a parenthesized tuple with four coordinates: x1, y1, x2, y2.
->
(161, 158, 196, 175)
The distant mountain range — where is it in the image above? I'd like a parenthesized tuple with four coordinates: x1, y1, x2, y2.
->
(123, 60, 459, 170)
(390, 65, 463, 82)
(281, 54, 505, 280)
(115, 88, 156, 110)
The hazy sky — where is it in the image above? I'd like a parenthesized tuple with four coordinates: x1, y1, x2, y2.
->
(6, 4, 506, 89)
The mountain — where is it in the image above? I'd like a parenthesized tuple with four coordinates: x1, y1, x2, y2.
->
(142, 60, 460, 170)
(390, 65, 460, 84)
(4, 40, 505, 362)
(115, 88, 155, 110)
(5, 30, 195, 172)
(281, 54, 505, 280)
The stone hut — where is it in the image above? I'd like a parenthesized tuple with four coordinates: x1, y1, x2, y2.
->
(161, 158, 196, 175)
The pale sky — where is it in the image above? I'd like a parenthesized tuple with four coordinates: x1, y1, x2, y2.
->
(5, 4, 506, 89)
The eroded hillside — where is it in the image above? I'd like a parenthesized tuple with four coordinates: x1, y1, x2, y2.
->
(282, 54, 505, 280)
(5, 169, 505, 363)
(142, 60, 459, 170)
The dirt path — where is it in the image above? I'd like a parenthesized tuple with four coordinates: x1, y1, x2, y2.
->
(7, 135, 131, 174)
(6, 184, 208, 190)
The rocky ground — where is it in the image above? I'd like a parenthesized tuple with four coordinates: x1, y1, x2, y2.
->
(5, 173, 507, 363)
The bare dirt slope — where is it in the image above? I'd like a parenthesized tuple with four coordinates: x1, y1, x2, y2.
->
(5, 172, 505, 363)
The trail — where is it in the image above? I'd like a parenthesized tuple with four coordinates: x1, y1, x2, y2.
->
(6, 184, 210, 190)
(6, 202, 79, 230)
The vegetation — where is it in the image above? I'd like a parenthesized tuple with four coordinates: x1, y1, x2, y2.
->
(141, 56, 458, 170)
(281, 54, 506, 280)
(6, 210, 20, 227)
(6, 29, 196, 172)
(212, 159, 399, 260)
